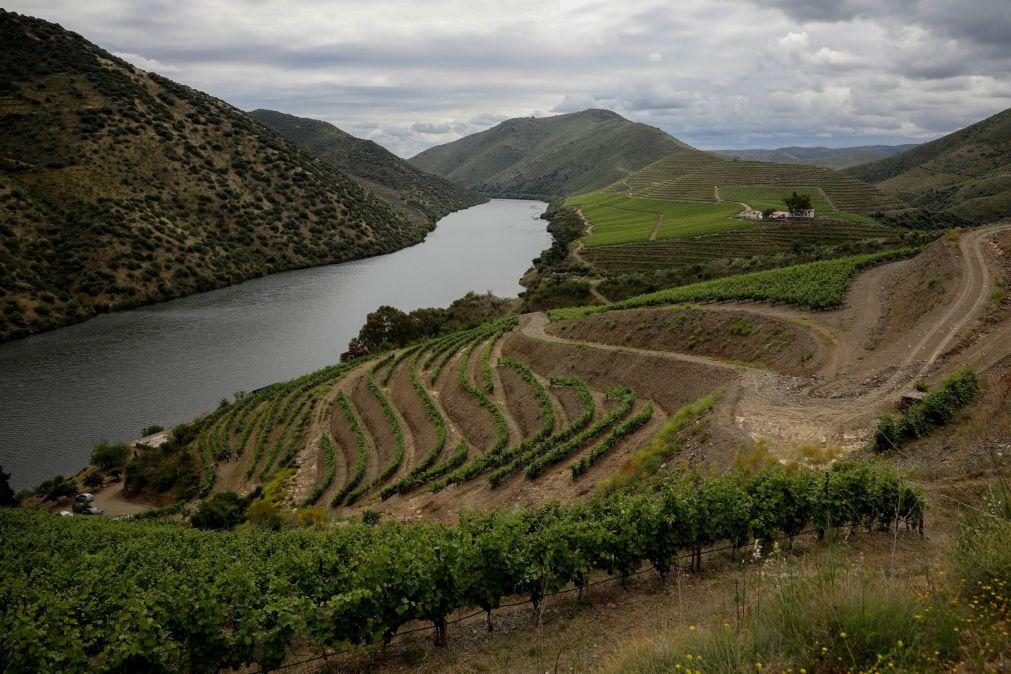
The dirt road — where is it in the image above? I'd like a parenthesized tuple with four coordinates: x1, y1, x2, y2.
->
(524, 222, 1011, 452)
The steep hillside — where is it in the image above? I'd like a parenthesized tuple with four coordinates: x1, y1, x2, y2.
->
(715, 144, 918, 170)
(249, 109, 486, 224)
(0, 11, 428, 341)
(847, 107, 1011, 222)
(409, 109, 690, 198)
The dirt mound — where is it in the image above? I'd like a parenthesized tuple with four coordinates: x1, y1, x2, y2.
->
(548, 306, 823, 375)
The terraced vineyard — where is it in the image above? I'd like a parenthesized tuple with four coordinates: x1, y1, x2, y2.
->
(183, 317, 660, 513)
(612, 152, 908, 215)
(579, 218, 908, 273)
(563, 152, 909, 275)
(568, 191, 748, 245)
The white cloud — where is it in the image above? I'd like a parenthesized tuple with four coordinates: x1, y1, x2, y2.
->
(9, 0, 1010, 155)
(111, 51, 181, 74)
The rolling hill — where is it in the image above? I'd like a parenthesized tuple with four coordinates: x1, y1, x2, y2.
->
(408, 109, 690, 198)
(714, 144, 918, 170)
(0, 10, 429, 342)
(249, 109, 486, 224)
(608, 150, 908, 215)
(847, 107, 1011, 223)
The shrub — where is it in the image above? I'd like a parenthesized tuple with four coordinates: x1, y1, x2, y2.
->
(140, 424, 164, 437)
(91, 441, 131, 469)
(191, 492, 245, 530)
(874, 367, 981, 451)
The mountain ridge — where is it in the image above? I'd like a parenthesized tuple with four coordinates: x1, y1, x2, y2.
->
(714, 144, 919, 170)
(846, 107, 1011, 222)
(408, 109, 692, 198)
(0, 10, 428, 341)
(249, 109, 486, 224)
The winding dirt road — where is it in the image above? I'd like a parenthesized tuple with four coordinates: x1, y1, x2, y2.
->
(522, 222, 1011, 452)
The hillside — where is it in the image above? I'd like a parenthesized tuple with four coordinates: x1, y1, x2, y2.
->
(408, 109, 690, 198)
(249, 109, 486, 224)
(714, 143, 918, 170)
(0, 11, 429, 342)
(611, 151, 908, 215)
(847, 107, 1011, 222)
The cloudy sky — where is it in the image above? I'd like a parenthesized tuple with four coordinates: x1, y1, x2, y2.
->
(12, 0, 1011, 157)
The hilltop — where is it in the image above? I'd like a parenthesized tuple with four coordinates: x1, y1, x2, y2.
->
(714, 143, 918, 170)
(0, 11, 427, 341)
(408, 109, 690, 198)
(249, 109, 486, 224)
(847, 106, 1011, 222)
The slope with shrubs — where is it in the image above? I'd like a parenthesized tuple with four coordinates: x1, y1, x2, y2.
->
(0, 10, 428, 341)
(409, 109, 692, 199)
(847, 106, 1011, 223)
(249, 109, 487, 224)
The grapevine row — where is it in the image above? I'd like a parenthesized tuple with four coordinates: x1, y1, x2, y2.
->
(0, 462, 924, 672)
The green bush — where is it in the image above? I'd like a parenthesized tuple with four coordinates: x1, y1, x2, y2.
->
(191, 491, 246, 530)
(874, 367, 981, 451)
(91, 441, 131, 469)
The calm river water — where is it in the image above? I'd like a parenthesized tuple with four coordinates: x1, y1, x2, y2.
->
(0, 199, 549, 489)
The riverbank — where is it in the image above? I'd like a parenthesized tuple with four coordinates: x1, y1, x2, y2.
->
(0, 199, 550, 490)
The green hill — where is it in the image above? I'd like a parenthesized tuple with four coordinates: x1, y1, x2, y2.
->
(249, 109, 486, 224)
(0, 10, 428, 342)
(714, 144, 918, 170)
(408, 109, 690, 198)
(611, 151, 907, 215)
(846, 107, 1011, 222)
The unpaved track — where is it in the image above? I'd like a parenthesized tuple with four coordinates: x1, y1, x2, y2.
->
(526, 222, 1011, 451)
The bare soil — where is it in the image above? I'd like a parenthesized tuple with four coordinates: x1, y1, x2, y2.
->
(547, 306, 824, 376)
(498, 364, 547, 439)
(503, 328, 736, 415)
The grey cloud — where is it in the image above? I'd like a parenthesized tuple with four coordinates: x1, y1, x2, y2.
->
(8, 0, 1011, 156)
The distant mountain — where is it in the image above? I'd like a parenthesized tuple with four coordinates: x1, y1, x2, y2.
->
(847, 107, 1011, 223)
(249, 110, 486, 224)
(0, 10, 427, 341)
(714, 144, 919, 170)
(409, 109, 691, 198)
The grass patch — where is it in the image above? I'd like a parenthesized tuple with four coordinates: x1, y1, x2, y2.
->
(598, 394, 716, 494)
(568, 192, 746, 246)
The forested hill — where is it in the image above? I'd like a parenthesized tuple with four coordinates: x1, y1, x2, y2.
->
(846, 107, 1011, 223)
(250, 109, 486, 224)
(0, 10, 427, 342)
(408, 109, 691, 199)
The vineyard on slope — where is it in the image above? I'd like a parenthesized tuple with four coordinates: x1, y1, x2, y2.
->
(0, 462, 923, 672)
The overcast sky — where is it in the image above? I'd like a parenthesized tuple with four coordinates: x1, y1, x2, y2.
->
(12, 0, 1011, 157)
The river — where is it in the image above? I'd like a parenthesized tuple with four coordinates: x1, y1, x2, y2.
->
(0, 199, 550, 489)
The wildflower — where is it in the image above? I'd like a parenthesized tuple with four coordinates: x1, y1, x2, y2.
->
(755, 663, 763, 670)
(840, 632, 847, 638)
(689, 625, 697, 631)
(897, 640, 903, 648)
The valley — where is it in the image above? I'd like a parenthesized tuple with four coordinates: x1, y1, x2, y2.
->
(2, 5, 1011, 673)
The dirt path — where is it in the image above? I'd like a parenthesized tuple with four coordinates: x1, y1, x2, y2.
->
(648, 212, 664, 241)
(521, 313, 747, 374)
(533, 222, 1011, 452)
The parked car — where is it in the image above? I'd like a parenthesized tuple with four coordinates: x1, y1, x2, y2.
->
(75, 493, 94, 503)
(78, 505, 103, 516)
(58, 511, 74, 517)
